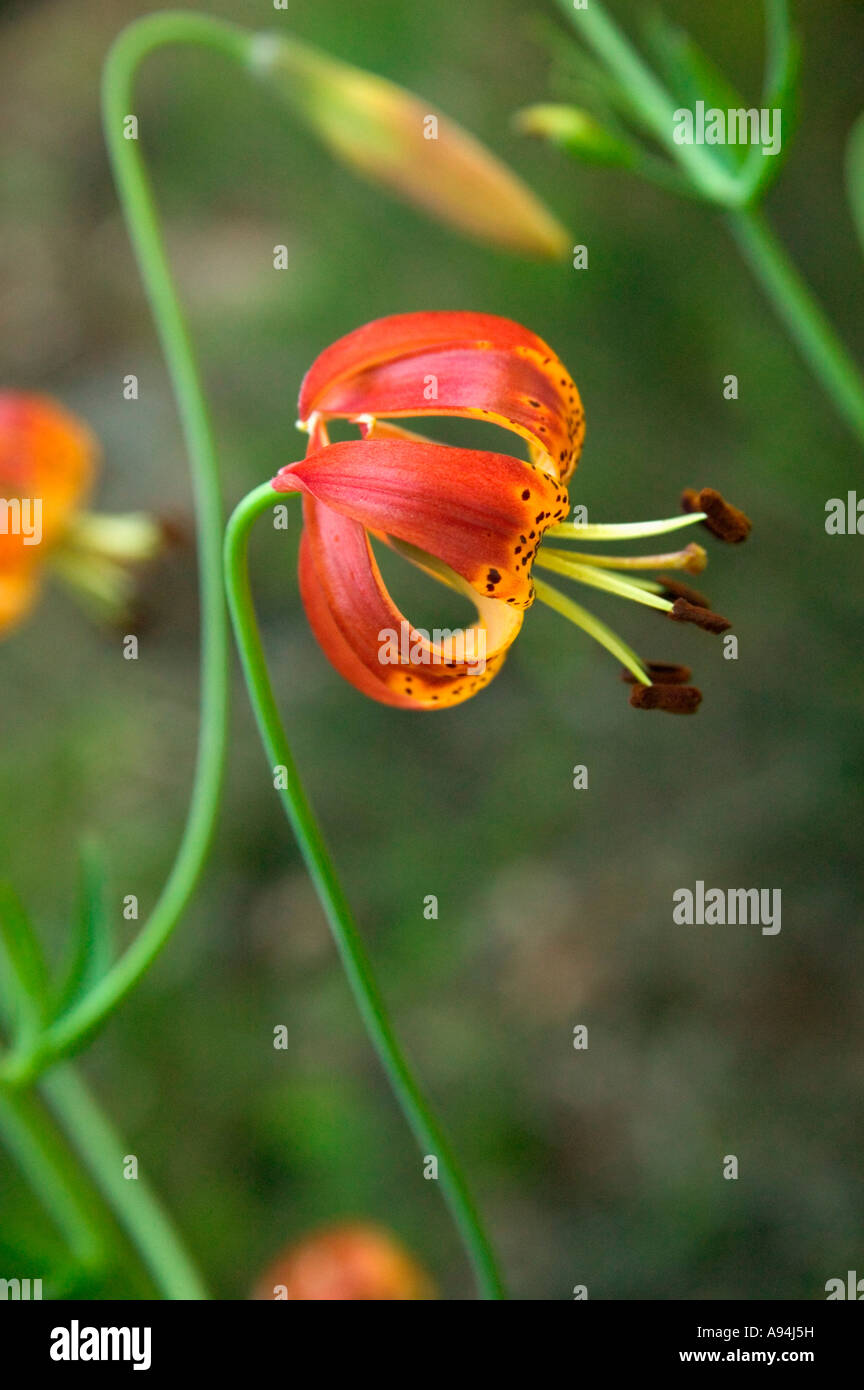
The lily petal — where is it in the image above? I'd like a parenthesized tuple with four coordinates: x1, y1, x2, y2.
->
(275, 439, 569, 609)
(0, 560, 39, 636)
(0, 394, 96, 548)
(298, 312, 584, 482)
(299, 497, 522, 709)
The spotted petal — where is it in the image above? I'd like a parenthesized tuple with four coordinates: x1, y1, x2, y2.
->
(274, 438, 569, 609)
(299, 497, 522, 709)
(298, 312, 584, 483)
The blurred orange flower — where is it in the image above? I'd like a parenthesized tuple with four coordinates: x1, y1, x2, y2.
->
(0, 392, 162, 637)
(252, 1222, 435, 1301)
(0, 393, 96, 634)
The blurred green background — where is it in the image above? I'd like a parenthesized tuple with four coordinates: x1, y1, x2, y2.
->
(1, 0, 863, 1299)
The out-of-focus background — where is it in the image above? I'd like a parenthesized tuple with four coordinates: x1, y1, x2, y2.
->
(1, 0, 862, 1299)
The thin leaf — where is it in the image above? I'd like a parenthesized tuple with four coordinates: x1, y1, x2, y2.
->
(641, 6, 748, 173)
(0, 883, 50, 1044)
(762, 0, 796, 110)
(741, 0, 800, 201)
(52, 840, 113, 1019)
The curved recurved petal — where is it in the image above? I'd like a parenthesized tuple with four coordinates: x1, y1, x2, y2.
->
(275, 439, 569, 610)
(298, 312, 584, 483)
(298, 497, 522, 710)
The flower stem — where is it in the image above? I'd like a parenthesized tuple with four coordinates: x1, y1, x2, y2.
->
(42, 1067, 208, 1300)
(224, 483, 506, 1301)
(727, 206, 864, 448)
(0, 1086, 110, 1275)
(0, 14, 257, 1085)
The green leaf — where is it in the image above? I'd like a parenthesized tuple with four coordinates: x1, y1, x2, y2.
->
(740, 0, 800, 202)
(0, 883, 51, 1045)
(641, 6, 749, 174)
(761, 0, 797, 111)
(845, 113, 864, 259)
(52, 840, 113, 1019)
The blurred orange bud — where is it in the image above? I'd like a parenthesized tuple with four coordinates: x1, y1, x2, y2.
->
(251, 1222, 435, 1301)
(251, 34, 569, 258)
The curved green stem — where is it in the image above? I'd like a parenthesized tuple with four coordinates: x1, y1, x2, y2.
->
(728, 206, 864, 448)
(224, 483, 506, 1301)
(42, 1067, 208, 1300)
(0, 14, 256, 1086)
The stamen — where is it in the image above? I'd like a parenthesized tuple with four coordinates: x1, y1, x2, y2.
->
(683, 487, 752, 543)
(548, 541, 707, 575)
(668, 597, 731, 634)
(546, 512, 707, 543)
(534, 577, 651, 685)
(655, 575, 710, 607)
(535, 552, 674, 613)
(621, 661, 692, 685)
(629, 683, 703, 714)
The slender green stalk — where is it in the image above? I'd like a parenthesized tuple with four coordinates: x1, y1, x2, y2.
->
(728, 206, 864, 447)
(554, 0, 864, 450)
(0, 1087, 109, 1274)
(555, 0, 743, 204)
(0, 14, 256, 1086)
(42, 1067, 208, 1300)
(224, 484, 506, 1301)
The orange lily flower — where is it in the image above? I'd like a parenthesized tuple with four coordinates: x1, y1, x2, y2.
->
(272, 312, 749, 713)
(252, 1222, 434, 1301)
(0, 392, 162, 637)
(0, 394, 96, 634)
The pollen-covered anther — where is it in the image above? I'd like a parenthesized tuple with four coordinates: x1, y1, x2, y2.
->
(629, 683, 703, 714)
(680, 488, 701, 515)
(668, 597, 732, 634)
(682, 486, 752, 543)
(621, 661, 692, 685)
(656, 575, 710, 608)
(697, 488, 752, 543)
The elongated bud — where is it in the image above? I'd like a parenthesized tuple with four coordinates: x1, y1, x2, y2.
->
(251, 35, 569, 258)
(514, 105, 634, 167)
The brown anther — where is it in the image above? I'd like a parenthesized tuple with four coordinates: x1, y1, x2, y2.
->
(656, 575, 710, 608)
(697, 488, 752, 543)
(159, 513, 192, 549)
(621, 661, 692, 685)
(629, 684, 703, 714)
(668, 597, 731, 634)
(680, 488, 701, 514)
